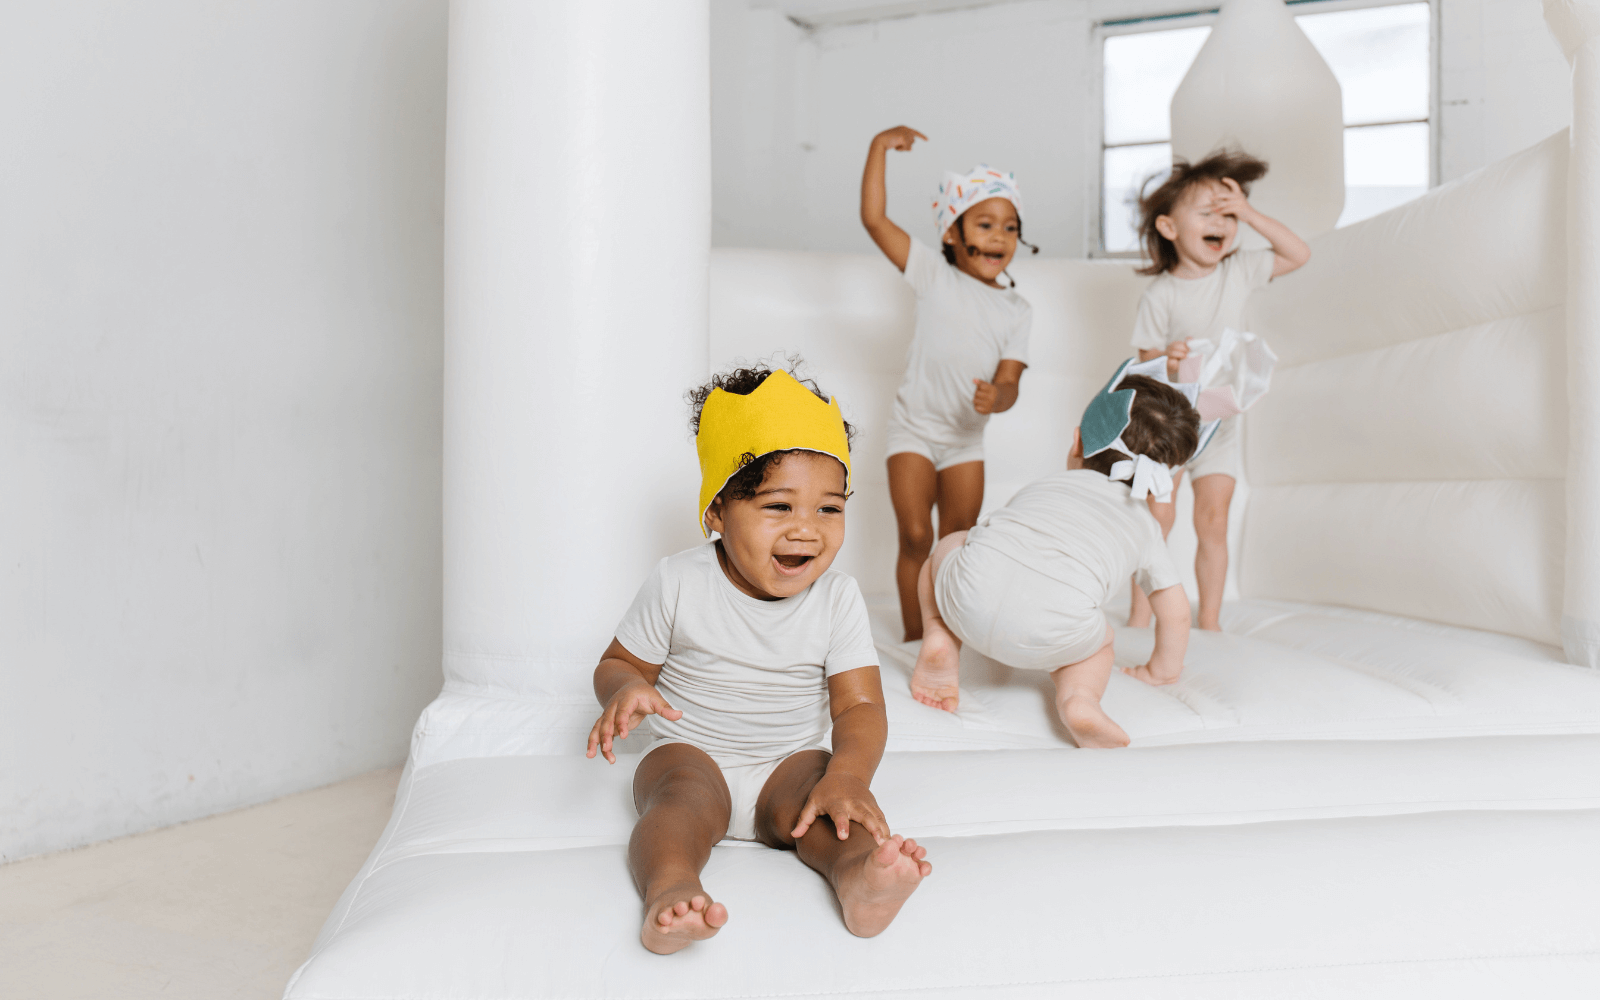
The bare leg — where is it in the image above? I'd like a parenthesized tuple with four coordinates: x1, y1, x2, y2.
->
(1128, 471, 1181, 627)
(1049, 626, 1129, 748)
(1192, 473, 1235, 631)
(630, 744, 732, 954)
(754, 751, 931, 938)
(910, 531, 968, 712)
(934, 460, 984, 538)
(888, 452, 938, 642)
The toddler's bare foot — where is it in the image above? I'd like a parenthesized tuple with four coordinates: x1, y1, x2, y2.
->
(1057, 693, 1130, 749)
(910, 630, 960, 712)
(835, 835, 930, 938)
(640, 882, 727, 955)
(1121, 663, 1181, 686)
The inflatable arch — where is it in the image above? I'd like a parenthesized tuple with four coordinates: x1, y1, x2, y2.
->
(286, 1, 1600, 996)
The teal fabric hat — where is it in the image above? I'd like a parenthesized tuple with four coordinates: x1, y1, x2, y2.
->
(1079, 356, 1218, 500)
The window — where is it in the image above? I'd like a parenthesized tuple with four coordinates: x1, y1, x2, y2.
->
(1099, 1, 1433, 255)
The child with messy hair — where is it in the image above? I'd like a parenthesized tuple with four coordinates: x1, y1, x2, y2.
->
(1127, 149, 1310, 632)
(587, 360, 929, 954)
(909, 363, 1201, 748)
(860, 125, 1035, 644)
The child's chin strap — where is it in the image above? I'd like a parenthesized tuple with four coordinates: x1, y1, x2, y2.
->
(1109, 453, 1175, 503)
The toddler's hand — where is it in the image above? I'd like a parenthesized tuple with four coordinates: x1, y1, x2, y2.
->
(586, 680, 682, 764)
(972, 377, 998, 414)
(873, 125, 927, 152)
(791, 771, 890, 845)
(1122, 661, 1183, 686)
(1164, 340, 1190, 381)
(1210, 177, 1253, 221)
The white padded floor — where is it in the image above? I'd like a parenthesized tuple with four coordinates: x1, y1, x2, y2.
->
(286, 600, 1600, 999)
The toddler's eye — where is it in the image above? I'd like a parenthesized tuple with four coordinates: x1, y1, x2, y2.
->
(819, 505, 842, 515)
(763, 503, 792, 513)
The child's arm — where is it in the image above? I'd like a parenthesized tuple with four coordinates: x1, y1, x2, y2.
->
(1213, 177, 1311, 278)
(973, 359, 1027, 414)
(860, 126, 927, 273)
(1123, 585, 1189, 685)
(586, 638, 682, 764)
(791, 666, 891, 844)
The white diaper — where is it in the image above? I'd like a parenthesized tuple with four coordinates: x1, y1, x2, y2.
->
(934, 535, 1109, 671)
(641, 739, 830, 842)
(884, 409, 985, 472)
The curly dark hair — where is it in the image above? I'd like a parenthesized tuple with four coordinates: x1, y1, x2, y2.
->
(941, 211, 1040, 286)
(686, 358, 856, 505)
(1136, 148, 1268, 276)
(1081, 374, 1200, 476)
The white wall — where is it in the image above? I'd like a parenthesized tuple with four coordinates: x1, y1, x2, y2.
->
(0, 1, 447, 861)
(712, 0, 1572, 256)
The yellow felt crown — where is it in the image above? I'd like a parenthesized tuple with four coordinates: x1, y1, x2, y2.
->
(696, 369, 852, 536)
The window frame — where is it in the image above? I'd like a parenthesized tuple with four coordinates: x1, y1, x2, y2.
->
(1089, 0, 1440, 258)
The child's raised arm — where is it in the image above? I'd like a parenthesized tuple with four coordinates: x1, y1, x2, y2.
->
(860, 126, 927, 273)
(587, 638, 681, 764)
(1212, 177, 1311, 278)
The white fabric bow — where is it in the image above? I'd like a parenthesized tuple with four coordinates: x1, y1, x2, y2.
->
(1109, 454, 1175, 503)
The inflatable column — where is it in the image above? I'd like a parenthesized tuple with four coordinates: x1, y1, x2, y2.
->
(1170, 0, 1344, 239)
(444, 1, 711, 700)
(1547, 0, 1600, 667)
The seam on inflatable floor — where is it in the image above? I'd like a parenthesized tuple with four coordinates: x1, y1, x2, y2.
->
(286, 947, 1600, 999)
(360, 797, 1600, 862)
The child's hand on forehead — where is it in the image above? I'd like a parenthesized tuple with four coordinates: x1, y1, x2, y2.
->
(1209, 177, 1252, 220)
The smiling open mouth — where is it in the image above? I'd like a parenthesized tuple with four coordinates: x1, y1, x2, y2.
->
(1203, 235, 1225, 249)
(773, 554, 814, 570)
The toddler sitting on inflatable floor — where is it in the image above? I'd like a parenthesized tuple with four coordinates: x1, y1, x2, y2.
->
(910, 358, 1210, 748)
(586, 361, 930, 954)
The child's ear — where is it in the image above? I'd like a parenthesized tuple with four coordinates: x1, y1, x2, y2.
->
(1068, 427, 1084, 470)
(705, 496, 725, 535)
(1154, 215, 1178, 242)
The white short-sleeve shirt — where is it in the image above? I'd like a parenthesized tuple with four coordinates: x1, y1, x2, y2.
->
(964, 470, 1181, 600)
(892, 238, 1032, 439)
(614, 543, 879, 760)
(1130, 248, 1275, 352)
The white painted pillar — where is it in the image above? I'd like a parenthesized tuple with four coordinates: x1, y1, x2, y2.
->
(444, 1, 710, 699)
(1548, 0, 1600, 666)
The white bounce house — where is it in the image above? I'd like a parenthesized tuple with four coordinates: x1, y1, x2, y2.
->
(286, 1, 1600, 996)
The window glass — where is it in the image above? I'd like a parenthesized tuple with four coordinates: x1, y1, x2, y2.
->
(1297, 3, 1430, 126)
(1103, 143, 1173, 253)
(1103, 26, 1211, 146)
(1337, 121, 1429, 226)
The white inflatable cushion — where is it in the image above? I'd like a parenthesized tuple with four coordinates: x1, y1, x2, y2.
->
(412, 600, 1600, 766)
(288, 766, 1600, 999)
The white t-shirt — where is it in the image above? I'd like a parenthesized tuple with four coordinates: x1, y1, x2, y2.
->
(892, 238, 1032, 438)
(614, 543, 879, 760)
(963, 470, 1181, 600)
(1130, 248, 1275, 352)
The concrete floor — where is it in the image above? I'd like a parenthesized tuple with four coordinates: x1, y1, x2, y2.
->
(0, 766, 402, 1000)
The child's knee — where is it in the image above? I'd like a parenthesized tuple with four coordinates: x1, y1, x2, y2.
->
(898, 520, 935, 555)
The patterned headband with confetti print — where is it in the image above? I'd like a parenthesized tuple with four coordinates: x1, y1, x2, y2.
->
(931, 165, 1023, 238)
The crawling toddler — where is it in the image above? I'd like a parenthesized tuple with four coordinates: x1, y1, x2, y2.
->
(909, 360, 1203, 747)
(587, 362, 929, 954)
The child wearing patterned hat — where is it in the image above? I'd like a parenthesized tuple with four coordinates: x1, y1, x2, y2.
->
(860, 125, 1036, 647)
(586, 360, 929, 955)
(909, 362, 1202, 748)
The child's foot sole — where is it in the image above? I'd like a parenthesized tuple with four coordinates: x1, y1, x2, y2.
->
(640, 887, 727, 955)
(1058, 694, 1130, 749)
(910, 632, 961, 712)
(837, 835, 930, 938)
